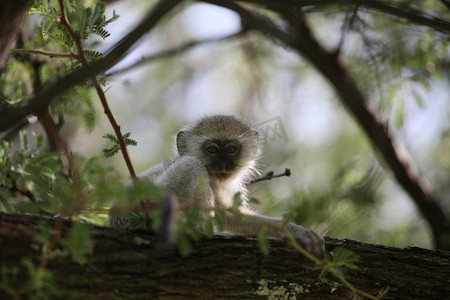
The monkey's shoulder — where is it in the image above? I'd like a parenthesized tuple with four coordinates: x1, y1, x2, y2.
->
(138, 160, 174, 181)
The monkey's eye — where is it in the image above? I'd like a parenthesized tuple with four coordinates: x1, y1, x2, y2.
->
(205, 144, 219, 155)
(226, 145, 238, 155)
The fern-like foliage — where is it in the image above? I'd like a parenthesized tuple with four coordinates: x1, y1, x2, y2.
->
(9, 0, 121, 135)
(77, 3, 119, 41)
(30, 0, 119, 60)
(83, 49, 102, 60)
(0, 135, 62, 211)
(316, 247, 360, 280)
(102, 132, 137, 158)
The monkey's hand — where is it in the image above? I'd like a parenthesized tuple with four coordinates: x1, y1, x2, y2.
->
(286, 223, 325, 258)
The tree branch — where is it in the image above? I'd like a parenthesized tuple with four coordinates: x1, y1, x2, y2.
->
(0, 0, 183, 132)
(0, 0, 31, 71)
(105, 30, 246, 77)
(1, 212, 449, 299)
(241, 0, 450, 34)
(203, 0, 449, 249)
(11, 48, 79, 59)
(249, 168, 291, 185)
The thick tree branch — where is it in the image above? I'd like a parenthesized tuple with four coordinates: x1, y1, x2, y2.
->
(241, 0, 450, 34)
(0, 0, 183, 132)
(1, 213, 449, 299)
(203, 0, 449, 249)
(0, 0, 31, 72)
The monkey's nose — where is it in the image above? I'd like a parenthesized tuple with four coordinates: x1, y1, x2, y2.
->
(217, 161, 230, 171)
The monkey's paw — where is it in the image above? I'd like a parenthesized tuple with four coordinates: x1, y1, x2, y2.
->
(286, 223, 326, 258)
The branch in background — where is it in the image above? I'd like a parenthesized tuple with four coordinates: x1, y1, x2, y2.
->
(249, 168, 291, 185)
(241, 0, 450, 34)
(204, 0, 449, 249)
(38, 107, 85, 212)
(105, 30, 246, 77)
(0, 0, 183, 132)
(441, 0, 450, 9)
(9, 179, 36, 201)
(0, 118, 33, 141)
(23, 41, 85, 212)
(333, 8, 358, 57)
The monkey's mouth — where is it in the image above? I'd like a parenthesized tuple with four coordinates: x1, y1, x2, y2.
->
(214, 172, 232, 181)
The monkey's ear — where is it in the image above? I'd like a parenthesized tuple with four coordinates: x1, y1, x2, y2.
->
(176, 130, 187, 155)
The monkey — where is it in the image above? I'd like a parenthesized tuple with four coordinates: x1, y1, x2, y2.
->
(108, 115, 325, 257)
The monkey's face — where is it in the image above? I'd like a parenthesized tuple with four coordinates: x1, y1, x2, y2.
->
(202, 139, 242, 181)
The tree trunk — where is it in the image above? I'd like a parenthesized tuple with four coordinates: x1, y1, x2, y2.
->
(1, 212, 449, 299)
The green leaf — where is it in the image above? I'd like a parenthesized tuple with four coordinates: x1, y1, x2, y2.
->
(78, 6, 88, 39)
(62, 222, 93, 265)
(177, 231, 192, 257)
(103, 10, 120, 27)
(412, 89, 424, 109)
(54, 25, 75, 49)
(123, 132, 138, 146)
(102, 133, 118, 143)
(39, 167, 55, 181)
(102, 145, 119, 158)
(83, 111, 97, 132)
(19, 131, 28, 151)
(249, 197, 261, 205)
(21, 257, 62, 298)
(257, 231, 270, 256)
(331, 247, 359, 270)
(95, 27, 111, 39)
(394, 98, 405, 128)
(316, 247, 360, 280)
(88, 4, 100, 31)
(63, 0, 76, 13)
(213, 210, 225, 231)
(102, 132, 137, 158)
(232, 192, 243, 211)
(205, 217, 214, 238)
(83, 49, 102, 61)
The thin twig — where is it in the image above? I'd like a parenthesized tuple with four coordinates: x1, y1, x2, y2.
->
(27, 52, 84, 209)
(58, 0, 136, 177)
(38, 107, 85, 211)
(248, 168, 291, 185)
(11, 48, 79, 59)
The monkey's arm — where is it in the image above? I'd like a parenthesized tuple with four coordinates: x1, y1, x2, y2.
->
(107, 161, 173, 228)
(224, 212, 325, 258)
(107, 156, 214, 228)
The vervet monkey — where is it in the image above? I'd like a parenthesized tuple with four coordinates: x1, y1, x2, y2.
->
(108, 115, 325, 257)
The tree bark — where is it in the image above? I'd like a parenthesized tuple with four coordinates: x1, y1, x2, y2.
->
(0, 0, 31, 72)
(1, 213, 449, 299)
